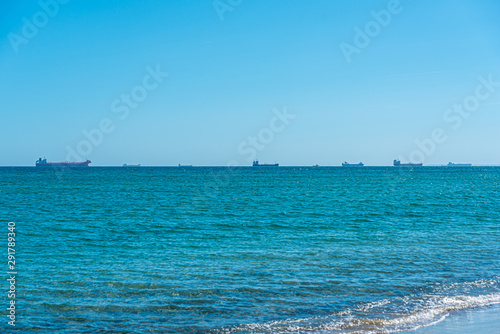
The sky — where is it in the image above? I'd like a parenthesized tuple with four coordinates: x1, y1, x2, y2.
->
(1, 0, 500, 166)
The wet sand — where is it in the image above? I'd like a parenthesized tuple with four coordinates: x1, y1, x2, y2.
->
(412, 304, 500, 333)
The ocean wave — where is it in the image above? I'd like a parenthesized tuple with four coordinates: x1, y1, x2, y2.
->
(216, 278, 500, 333)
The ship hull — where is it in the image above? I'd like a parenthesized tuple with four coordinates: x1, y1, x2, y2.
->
(36, 162, 91, 167)
(393, 159, 422, 167)
(447, 163, 472, 167)
(252, 160, 279, 167)
(394, 163, 423, 167)
(36, 158, 91, 167)
(342, 163, 364, 167)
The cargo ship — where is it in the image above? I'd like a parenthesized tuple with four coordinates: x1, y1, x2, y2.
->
(393, 159, 423, 167)
(123, 164, 141, 167)
(342, 161, 364, 167)
(447, 162, 472, 167)
(36, 158, 91, 167)
(253, 160, 279, 167)
(178, 164, 193, 167)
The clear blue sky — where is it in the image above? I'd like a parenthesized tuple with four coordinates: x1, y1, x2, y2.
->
(1, 0, 500, 166)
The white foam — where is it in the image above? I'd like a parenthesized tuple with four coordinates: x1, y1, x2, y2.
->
(216, 279, 500, 334)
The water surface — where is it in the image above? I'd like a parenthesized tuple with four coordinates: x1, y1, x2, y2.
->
(1, 167, 499, 333)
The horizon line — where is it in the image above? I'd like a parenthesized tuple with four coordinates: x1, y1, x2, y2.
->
(3, 164, 500, 168)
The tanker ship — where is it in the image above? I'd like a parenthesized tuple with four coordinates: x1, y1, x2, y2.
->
(447, 162, 472, 167)
(393, 159, 423, 167)
(36, 158, 91, 167)
(253, 160, 279, 167)
(342, 161, 364, 167)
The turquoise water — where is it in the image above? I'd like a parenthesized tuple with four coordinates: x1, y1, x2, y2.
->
(1, 167, 499, 333)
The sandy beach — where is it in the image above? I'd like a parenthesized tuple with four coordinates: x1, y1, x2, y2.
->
(412, 304, 500, 334)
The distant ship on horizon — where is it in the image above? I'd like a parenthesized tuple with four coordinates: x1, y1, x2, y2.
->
(253, 160, 279, 167)
(342, 161, 364, 167)
(178, 164, 193, 167)
(123, 163, 141, 167)
(36, 158, 91, 167)
(393, 160, 423, 167)
(447, 162, 472, 167)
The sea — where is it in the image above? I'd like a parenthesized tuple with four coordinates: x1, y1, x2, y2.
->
(1, 166, 499, 333)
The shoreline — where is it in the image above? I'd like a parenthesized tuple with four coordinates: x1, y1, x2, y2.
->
(411, 304, 500, 333)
